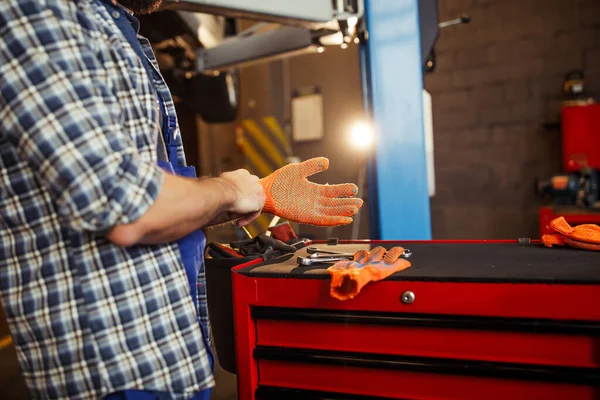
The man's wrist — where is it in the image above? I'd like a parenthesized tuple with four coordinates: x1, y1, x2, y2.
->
(207, 177, 237, 212)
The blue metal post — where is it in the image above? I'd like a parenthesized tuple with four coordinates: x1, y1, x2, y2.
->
(363, 0, 432, 240)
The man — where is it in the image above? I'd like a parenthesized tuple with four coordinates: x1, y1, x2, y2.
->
(0, 0, 361, 399)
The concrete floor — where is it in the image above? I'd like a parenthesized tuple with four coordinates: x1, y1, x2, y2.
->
(0, 307, 237, 399)
(210, 342, 238, 400)
(0, 343, 30, 399)
(0, 308, 30, 399)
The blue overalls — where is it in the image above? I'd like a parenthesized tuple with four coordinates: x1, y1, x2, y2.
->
(98, 1, 214, 399)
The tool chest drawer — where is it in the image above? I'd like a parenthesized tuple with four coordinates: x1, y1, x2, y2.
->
(255, 355, 599, 400)
(253, 307, 600, 368)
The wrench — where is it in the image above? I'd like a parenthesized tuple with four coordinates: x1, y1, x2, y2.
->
(307, 246, 412, 259)
(297, 256, 350, 266)
(308, 252, 353, 259)
(299, 249, 412, 266)
(306, 246, 352, 255)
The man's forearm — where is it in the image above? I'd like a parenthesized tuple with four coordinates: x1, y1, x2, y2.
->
(107, 172, 235, 246)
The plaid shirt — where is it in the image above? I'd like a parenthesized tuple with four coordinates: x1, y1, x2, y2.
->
(0, 0, 214, 398)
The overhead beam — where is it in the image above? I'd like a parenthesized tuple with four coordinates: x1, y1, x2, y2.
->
(196, 26, 335, 72)
(162, 0, 334, 27)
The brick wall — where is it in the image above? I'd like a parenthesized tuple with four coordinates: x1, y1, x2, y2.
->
(425, 0, 600, 238)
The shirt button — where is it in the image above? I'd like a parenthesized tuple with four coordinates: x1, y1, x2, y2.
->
(112, 10, 120, 19)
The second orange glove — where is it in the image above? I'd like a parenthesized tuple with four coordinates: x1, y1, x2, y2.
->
(542, 216, 600, 251)
(328, 246, 411, 301)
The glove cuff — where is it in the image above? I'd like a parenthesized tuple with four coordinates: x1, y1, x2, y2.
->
(259, 174, 278, 214)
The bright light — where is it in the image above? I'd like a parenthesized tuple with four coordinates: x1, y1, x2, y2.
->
(350, 122, 374, 149)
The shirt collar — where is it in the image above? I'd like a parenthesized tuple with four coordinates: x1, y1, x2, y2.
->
(115, 2, 135, 16)
(99, 0, 140, 33)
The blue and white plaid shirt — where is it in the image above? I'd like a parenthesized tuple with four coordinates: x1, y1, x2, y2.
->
(0, 0, 214, 398)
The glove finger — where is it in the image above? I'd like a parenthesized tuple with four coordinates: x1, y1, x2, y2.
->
(320, 197, 364, 209)
(542, 234, 565, 247)
(549, 217, 574, 235)
(303, 215, 354, 227)
(296, 157, 329, 178)
(366, 246, 386, 263)
(318, 183, 359, 198)
(353, 249, 369, 263)
(273, 207, 354, 226)
(318, 204, 359, 217)
(366, 259, 412, 281)
(383, 246, 405, 264)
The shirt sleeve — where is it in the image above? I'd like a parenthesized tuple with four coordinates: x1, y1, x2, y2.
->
(0, 2, 164, 233)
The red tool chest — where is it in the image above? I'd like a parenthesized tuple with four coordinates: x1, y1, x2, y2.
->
(561, 104, 600, 172)
(215, 241, 600, 399)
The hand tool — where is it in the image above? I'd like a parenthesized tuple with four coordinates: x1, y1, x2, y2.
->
(299, 249, 412, 266)
(308, 252, 354, 259)
(307, 246, 412, 259)
(535, 169, 599, 209)
(297, 256, 351, 266)
(438, 14, 471, 28)
(403, 249, 412, 259)
(241, 226, 253, 239)
(306, 246, 352, 255)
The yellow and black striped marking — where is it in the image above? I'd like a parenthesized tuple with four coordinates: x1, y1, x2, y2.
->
(237, 116, 291, 237)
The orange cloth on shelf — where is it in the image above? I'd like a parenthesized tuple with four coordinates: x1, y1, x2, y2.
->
(259, 157, 363, 227)
(541, 217, 600, 251)
(327, 246, 411, 301)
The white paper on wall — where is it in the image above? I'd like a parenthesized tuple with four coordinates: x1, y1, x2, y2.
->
(292, 91, 324, 142)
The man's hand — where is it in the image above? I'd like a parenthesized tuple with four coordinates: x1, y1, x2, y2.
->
(206, 169, 266, 228)
(219, 169, 266, 220)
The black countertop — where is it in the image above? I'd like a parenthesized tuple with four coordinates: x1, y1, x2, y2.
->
(236, 242, 600, 284)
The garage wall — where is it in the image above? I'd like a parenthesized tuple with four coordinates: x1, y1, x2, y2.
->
(287, 46, 370, 240)
(202, 0, 600, 241)
(426, 0, 600, 238)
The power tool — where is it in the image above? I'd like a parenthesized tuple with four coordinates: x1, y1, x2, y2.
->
(535, 168, 600, 209)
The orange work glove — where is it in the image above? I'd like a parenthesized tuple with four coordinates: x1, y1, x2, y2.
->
(327, 246, 411, 301)
(259, 157, 363, 226)
(542, 217, 600, 251)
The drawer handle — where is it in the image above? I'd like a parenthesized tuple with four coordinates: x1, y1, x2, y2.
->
(401, 290, 415, 304)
